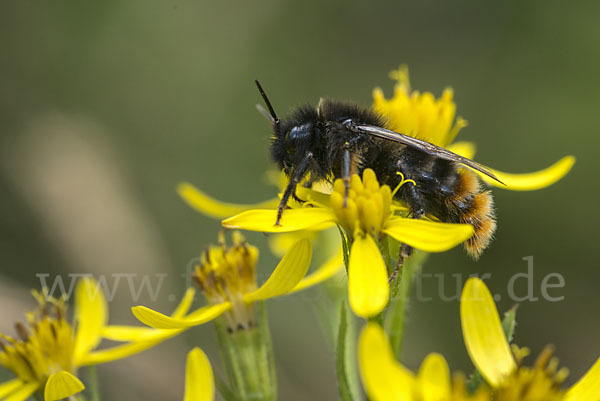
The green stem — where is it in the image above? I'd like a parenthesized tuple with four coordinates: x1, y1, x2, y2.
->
(385, 250, 428, 359)
(87, 365, 100, 401)
(337, 225, 350, 273)
(380, 235, 393, 276)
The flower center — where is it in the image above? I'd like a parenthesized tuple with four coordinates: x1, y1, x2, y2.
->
(330, 169, 392, 238)
(0, 293, 76, 384)
(193, 231, 259, 331)
(495, 346, 568, 401)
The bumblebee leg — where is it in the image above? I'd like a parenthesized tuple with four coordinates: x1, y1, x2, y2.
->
(343, 147, 351, 207)
(390, 165, 424, 280)
(292, 191, 306, 204)
(389, 244, 414, 283)
(302, 176, 314, 188)
(342, 144, 363, 208)
(275, 152, 313, 226)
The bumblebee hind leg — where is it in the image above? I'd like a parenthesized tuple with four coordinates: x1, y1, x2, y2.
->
(390, 167, 424, 281)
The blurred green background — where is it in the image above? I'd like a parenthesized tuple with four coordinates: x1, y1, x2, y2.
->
(1, 1, 599, 400)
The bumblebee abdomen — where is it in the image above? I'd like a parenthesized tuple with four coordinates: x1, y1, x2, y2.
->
(391, 155, 496, 259)
(437, 169, 496, 259)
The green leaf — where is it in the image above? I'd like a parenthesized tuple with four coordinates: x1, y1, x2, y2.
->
(502, 305, 518, 343)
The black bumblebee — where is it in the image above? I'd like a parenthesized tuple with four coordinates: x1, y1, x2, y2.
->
(255, 80, 503, 258)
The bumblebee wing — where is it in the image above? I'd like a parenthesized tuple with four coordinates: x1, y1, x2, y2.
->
(355, 124, 505, 185)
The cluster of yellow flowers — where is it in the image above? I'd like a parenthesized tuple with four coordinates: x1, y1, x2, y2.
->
(1, 67, 596, 401)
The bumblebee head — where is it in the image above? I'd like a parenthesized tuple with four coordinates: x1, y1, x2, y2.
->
(255, 80, 321, 176)
(270, 106, 321, 175)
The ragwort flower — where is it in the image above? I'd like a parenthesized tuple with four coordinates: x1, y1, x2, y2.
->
(131, 232, 339, 331)
(223, 169, 474, 318)
(358, 322, 490, 401)
(460, 277, 600, 401)
(0, 278, 176, 401)
(359, 279, 600, 401)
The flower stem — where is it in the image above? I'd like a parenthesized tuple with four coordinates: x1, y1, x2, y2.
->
(87, 365, 101, 401)
(385, 250, 428, 359)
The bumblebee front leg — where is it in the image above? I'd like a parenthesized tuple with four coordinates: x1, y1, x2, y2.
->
(276, 152, 313, 226)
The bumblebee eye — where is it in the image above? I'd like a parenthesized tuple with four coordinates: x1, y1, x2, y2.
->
(289, 123, 312, 141)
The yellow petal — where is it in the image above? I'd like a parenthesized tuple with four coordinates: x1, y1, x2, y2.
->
(460, 277, 516, 387)
(479, 156, 575, 191)
(290, 246, 344, 293)
(268, 231, 316, 257)
(3, 382, 39, 401)
(418, 353, 451, 401)
(171, 287, 197, 319)
(132, 303, 231, 330)
(0, 379, 25, 398)
(348, 234, 389, 318)
(177, 182, 279, 219)
(79, 333, 177, 366)
(565, 357, 600, 401)
(102, 288, 196, 342)
(44, 371, 84, 401)
(244, 239, 312, 302)
(295, 185, 333, 206)
(184, 348, 214, 401)
(222, 208, 336, 232)
(383, 218, 474, 253)
(73, 277, 108, 362)
(358, 323, 415, 401)
(101, 325, 168, 342)
(446, 141, 476, 159)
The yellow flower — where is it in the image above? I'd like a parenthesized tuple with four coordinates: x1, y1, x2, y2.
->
(374, 66, 575, 190)
(0, 278, 177, 401)
(358, 322, 490, 401)
(177, 173, 328, 258)
(222, 169, 474, 318)
(183, 348, 214, 401)
(460, 277, 600, 401)
(131, 233, 340, 331)
(358, 279, 600, 401)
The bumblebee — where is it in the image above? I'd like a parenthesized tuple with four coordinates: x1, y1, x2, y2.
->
(255, 80, 503, 259)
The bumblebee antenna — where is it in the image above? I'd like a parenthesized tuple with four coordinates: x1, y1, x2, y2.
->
(254, 79, 279, 125)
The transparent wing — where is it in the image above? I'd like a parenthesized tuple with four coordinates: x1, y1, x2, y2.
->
(355, 124, 504, 184)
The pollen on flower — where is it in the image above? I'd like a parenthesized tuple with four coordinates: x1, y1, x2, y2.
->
(0, 292, 76, 384)
(193, 231, 259, 332)
(330, 169, 392, 238)
(495, 345, 569, 401)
